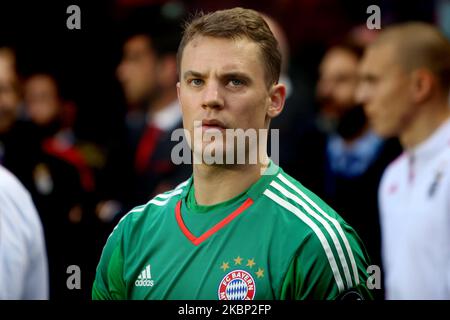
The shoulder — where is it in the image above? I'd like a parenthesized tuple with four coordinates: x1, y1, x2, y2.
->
(379, 152, 406, 190)
(268, 170, 371, 297)
(262, 168, 365, 256)
(262, 169, 345, 229)
(383, 152, 407, 176)
(108, 178, 190, 238)
(0, 166, 36, 221)
(0, 166, 29, 198)
(0, 166, 42, 246)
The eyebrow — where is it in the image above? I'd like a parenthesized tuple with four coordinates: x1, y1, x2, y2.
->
(183, 70, 204, 80)
(222, 72, 252, 83)
(183, 70, 252, 83)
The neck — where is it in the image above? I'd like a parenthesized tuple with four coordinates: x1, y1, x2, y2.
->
(400, 100, 450, 149)
(192, 155, 270, 206)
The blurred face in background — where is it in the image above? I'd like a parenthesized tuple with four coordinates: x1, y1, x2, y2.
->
(317, 47, 360, 118)
(356, 44, 413, 138)
(24, 74, 61, 126)
(116, 35, 159, 108)
(0, 51, 20, 134)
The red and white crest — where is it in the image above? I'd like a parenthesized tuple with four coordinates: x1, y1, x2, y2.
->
(218, 269, 256, 300)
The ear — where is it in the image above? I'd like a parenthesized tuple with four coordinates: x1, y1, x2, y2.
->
(267, 83, 286, 119)
(176, 81, 181, 102)
(410, 68, 434, 104)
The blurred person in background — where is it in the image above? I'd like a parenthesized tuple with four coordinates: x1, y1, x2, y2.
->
(357, 22, 450, 299)
(1, 51, 95, 300)
(23, 72, 99, 299)
(0, 165, 48, 299)
(24, 73, 95, 196)
(0, 47, 19, 140)
(0, 47, 39, 181)
(261, 13, 315, 169)
(99, 5, 190, 216)
(290, 37, 402, 299)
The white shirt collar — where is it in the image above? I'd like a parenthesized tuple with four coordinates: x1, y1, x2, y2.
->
(410, 117, 450, 162)
(147, 100, 182, 131)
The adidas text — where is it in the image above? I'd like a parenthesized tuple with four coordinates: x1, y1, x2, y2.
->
(135, 279, 154, 287)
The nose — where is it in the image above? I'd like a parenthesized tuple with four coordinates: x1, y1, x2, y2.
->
(202, 80, 224, 110)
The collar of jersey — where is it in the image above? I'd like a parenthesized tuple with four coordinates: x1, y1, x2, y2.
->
(186, 183, 248, 214)
(175, 161, 280, 245)
(180, 160, 280, 209)
(408, 117, 450, 163)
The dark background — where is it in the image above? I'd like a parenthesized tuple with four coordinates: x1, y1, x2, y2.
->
(0, 0, 443, 300)
(0, 0, 438, 148)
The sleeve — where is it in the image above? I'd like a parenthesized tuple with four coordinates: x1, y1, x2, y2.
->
(447, 177, 450, 294)
(0, 167, 49, 300)
(92, 219, 127, 300)
(23, 193, 49, 300)
(279, 231, 373, 300)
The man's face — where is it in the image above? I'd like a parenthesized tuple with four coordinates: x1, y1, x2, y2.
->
(116, 35, 159, 107)
(0, 55, 20, 134)
(316, 48, 359, 118)
(177, 36, 279, 164)
(24, 75, 61, 126)
(356, 44, 414, 138)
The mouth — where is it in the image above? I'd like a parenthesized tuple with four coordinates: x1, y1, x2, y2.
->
(201, 119, 227, 131)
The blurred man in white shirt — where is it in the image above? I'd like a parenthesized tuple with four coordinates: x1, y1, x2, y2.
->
(0, 165, 49, 299)
(357, 22, 450, 299)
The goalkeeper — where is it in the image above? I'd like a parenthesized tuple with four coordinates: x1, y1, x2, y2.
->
(92, 7, 373, 300)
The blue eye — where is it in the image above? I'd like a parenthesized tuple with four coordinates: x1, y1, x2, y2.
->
(190, 79, 204, 86)
(229, 79, 244, 86)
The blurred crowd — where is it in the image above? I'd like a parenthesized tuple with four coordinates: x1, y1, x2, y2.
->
(0, 0, 449, 300)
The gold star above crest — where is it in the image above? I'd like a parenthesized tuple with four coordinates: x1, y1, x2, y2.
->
(256, 268, 264, 278)
(220, 261, 230, 271)
(234, 256, 243, 265)
(246, 258, 256, 268)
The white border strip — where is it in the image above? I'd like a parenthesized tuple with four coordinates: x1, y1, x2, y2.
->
(277, 173, 360, 285)
(264, 189, 345, 292)
(270, 181, 353, 287)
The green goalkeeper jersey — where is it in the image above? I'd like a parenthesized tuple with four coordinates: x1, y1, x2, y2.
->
(92, 162, 372, 300)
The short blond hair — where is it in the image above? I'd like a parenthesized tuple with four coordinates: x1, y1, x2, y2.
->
(177, 7, 281, 88)
(371, 22, 450, 90)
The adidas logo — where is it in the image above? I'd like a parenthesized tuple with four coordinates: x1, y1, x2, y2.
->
(135, 264, 154, 287)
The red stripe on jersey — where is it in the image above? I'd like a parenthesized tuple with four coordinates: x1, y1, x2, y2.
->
(175, 198, 254, 246)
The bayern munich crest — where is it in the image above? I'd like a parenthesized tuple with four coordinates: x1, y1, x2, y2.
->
(218, 269, 256, 300)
